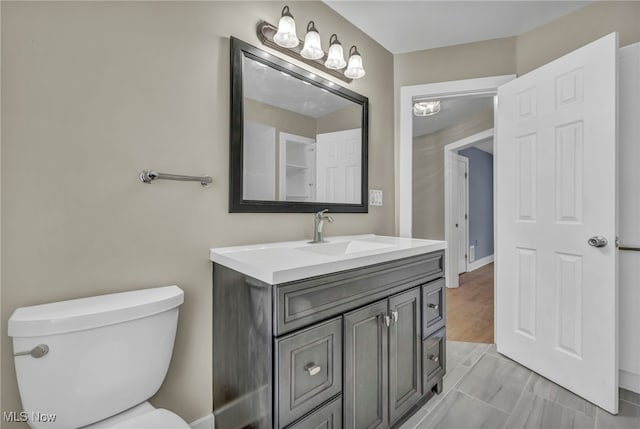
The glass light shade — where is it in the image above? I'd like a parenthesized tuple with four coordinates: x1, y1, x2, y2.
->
(344, 46, 365, 79)
(413, 101, 441, 117)
(300, 29, 323, 60)
(273, 7, 299, 48)
(324, 34, 346, 70)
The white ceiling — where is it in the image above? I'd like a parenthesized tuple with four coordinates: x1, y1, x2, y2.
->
(324, 1, 592, 54)
(243, 56, 353, 118)
(413, 95, 494, 137)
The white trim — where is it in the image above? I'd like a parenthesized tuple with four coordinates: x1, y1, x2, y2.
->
(398, 74, 515, 239)
(190, 413, 214, 429)
(620, 370, 640, 395)
(456, 154, 469, 275)
(444, 128, 494, 288)
(467, 254, 494, 272)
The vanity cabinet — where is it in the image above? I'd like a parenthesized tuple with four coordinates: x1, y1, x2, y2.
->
(344, 288, 422, 428)
(212, 249, 446, 429)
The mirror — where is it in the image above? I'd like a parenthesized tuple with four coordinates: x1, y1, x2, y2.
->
(230, 37, 369, 213)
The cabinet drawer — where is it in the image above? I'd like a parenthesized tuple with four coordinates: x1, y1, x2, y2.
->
(276, 251, 444, 335)
(422, 328, 446, 393)
(288, 396, 342, 429)
(275, 318, 342, 428)
(422, 278, 445, 338)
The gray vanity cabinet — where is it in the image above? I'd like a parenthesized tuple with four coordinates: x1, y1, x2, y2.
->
(344, 289, 422, 429)
(212, 250, 446, 429)
(344, 300, 389, 429)
(388, 289, 422, 424)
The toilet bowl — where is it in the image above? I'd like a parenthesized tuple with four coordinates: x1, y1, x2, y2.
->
(8, 285, 190, 429)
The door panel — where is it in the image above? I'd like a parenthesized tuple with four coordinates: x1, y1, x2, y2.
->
(388, 289, 422, 424)
(344, 300, 388, 429)
(316, 128, 362, 203)
(496, 32, 618, 413)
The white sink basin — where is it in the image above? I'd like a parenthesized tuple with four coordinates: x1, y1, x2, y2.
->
(296, 240, 396, 256)
(210, 234, 447, 284)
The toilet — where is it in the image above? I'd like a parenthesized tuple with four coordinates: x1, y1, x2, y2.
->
(8, 285, 190, 429)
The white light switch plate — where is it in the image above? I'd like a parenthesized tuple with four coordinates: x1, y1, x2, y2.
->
(369, 189, 383, 206)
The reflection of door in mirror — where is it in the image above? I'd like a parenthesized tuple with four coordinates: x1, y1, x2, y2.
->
(279, 133, 316, 202)
(316, 128, 362, 204)
(243, 121, 276, 201)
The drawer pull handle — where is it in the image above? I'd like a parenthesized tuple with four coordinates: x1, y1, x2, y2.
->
(428, 355, 440, 363)
(390, 310, 398, 323)
(428, 303, 440, 310)
(305, 364, 321, 376)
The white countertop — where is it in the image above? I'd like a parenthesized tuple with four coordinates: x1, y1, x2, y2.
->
(210, 234, 447, 284)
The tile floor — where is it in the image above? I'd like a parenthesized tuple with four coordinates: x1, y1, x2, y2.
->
(399, 341, 640, 429)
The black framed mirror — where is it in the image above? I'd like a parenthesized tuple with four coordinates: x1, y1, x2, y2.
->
(229, 37, 369, 213)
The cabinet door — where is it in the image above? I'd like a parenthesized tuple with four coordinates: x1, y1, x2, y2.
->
(344, 300, 388, 429)
(388, 288, 422, 424)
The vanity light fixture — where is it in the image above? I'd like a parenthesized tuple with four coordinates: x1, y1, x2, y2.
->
(256, 5, 366, 82)
(413, 100, 441, 117)
(344, 45, 366, 79)
(273, 6, 299, 48)
(325, 34, 346, 70)
(300, 21, 324, 60)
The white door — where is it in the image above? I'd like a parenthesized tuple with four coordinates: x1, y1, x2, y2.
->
(316, 128, 361, 203)
(243, 121, 276, 200)
(496, 32, 618, 413)
(456, 155, 469, 274)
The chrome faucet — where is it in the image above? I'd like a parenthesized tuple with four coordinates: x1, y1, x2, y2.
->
(310, 209, 334, 243)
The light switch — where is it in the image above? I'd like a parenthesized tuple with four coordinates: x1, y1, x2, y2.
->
(369, 189, 383, 206)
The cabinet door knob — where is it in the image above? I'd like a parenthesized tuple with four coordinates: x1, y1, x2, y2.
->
(382, 314, 391, 327)
(305, 364, 321, 376)
(428, 303, 440, 310)
(390, 310, 398, 323)
(428, 355, 440, 363)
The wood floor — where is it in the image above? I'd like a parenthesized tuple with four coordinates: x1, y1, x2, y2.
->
(446, 262, 494, 344)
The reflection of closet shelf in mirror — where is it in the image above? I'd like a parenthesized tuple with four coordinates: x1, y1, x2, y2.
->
(286, 194, 309, 199)
(286, 163, 309, 170)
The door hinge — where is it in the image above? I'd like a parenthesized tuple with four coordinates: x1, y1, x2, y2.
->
(465, 172, 467, 179)
(465, 254, 468, 260)
(465, 214, 468, 220)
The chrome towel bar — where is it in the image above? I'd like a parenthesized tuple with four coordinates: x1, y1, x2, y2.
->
(139, 170, 212, 187)
(619, 246, 640, 252)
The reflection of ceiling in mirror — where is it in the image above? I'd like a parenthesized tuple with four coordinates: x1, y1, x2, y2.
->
(243, 56, 354, 119)
(412, 95, 494, 137)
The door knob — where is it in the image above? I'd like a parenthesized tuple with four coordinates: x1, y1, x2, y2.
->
(588, 236, 608, 248)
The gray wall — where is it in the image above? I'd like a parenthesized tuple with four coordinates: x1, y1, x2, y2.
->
(412, 107, 494, 240)
(458, 147, 494, 260)
(0, 2, 395, 426)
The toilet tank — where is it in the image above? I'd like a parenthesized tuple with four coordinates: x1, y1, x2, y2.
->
(8, 286, 184, 429)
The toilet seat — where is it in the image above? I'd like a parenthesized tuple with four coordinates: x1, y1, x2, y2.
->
(107, 409, 190, 429)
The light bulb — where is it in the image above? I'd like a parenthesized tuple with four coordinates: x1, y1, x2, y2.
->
(344, 45, 365, 79)
(273, 6, 299, 49)
(300, 21, 324, 60)
(324, 34, 346, 70)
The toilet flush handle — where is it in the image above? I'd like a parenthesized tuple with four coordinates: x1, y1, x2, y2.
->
(14, 344, 49, 359)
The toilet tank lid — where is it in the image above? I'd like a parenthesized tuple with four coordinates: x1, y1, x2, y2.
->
(8, 285, 184, 337)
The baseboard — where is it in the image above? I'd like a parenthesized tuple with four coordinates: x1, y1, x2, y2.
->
(190, 413, 214, 429)
(620, 370, 640, 394)
(467, 254, 494, 272)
